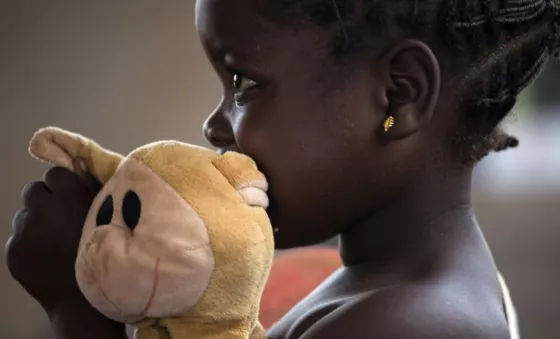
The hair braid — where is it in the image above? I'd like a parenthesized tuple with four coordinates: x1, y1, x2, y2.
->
(261, 0, 560, 164)
(440, 0, 560, 162)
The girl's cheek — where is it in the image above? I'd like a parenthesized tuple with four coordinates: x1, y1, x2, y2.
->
(229, 105, 262, 155)
(231, 99, 272, 143)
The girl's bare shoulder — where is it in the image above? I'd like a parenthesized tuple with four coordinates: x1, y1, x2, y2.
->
(269, 275, 510, 339)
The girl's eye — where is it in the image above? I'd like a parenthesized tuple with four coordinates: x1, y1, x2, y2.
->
(233, 73, 257, 93)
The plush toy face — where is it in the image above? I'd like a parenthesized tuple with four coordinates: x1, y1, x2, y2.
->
(76, 157, 215, 324)
(28, 128, 273, 329)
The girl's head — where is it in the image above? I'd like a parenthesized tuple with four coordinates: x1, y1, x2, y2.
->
(196, 0, 560, 249)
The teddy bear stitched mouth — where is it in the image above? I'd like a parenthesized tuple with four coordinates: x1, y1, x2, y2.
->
(140, 256, 161, 316)
(81, 246, 161, 321)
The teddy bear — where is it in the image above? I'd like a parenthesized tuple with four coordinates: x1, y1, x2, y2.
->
(28, 126, 275, 339)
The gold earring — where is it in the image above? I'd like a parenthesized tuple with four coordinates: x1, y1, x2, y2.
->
(383, 116, 395, 132)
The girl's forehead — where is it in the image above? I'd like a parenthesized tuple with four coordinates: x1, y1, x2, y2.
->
(195, 0, 270, 37)
(195, 0, 308, 61)
(195, 0, 336, 76)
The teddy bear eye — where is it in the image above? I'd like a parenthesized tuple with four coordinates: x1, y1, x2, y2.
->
(122, 191, 141, 231)
(96, 195, 114, 226)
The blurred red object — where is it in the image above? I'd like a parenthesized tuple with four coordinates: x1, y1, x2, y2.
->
(259, 247, 342, 329)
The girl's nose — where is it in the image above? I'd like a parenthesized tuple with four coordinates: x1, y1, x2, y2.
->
(203, 108, 235, 149)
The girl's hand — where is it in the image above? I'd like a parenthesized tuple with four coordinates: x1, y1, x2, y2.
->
(5, 163, 100, 310)
(5, 162, 127, 339)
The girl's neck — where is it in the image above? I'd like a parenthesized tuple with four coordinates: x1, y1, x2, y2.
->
(339, 166, 478, 270)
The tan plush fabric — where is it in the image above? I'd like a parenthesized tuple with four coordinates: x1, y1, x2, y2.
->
(29, 127, 274, 339)
(29, 126, 123, 183)
(76, 158, 215, 323)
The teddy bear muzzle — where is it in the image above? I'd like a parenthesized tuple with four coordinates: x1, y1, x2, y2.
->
(76, 221, 215, 324)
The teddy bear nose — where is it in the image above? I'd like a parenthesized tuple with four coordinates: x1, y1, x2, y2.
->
(122, 191, 141, 231)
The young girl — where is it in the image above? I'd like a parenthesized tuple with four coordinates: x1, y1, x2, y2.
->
(7, 0, 558, 338)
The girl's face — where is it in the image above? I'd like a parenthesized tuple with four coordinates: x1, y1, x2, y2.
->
(195, 0, 408, 249)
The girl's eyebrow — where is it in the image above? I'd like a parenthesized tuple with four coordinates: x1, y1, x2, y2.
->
(216, 45, 234, 59)
(203, 43, 233, 62)
(215, 44, 253, 63)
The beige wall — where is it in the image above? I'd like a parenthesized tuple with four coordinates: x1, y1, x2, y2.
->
(1, 2, 558, 339)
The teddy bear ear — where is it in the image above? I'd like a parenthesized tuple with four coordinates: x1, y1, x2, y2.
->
(29, 126, 123, 184)
(237, 180, 269, 209)
(211, 152, 269, 208)
(29, 126, 85, 171)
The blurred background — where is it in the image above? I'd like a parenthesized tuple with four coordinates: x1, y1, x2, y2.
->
(0, 1, 558, 338)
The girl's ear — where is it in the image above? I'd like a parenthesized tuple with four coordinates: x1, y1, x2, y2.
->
(381, 39, 441, 140)
(29, 126, 123, 184)
(211, 152, 269, 208)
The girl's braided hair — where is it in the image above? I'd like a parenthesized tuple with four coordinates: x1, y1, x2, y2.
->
(260, 0, 560, 164)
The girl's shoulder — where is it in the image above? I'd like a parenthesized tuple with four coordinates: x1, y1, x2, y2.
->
(296, 282, 510, 339)
(269, 270, 511, 339)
